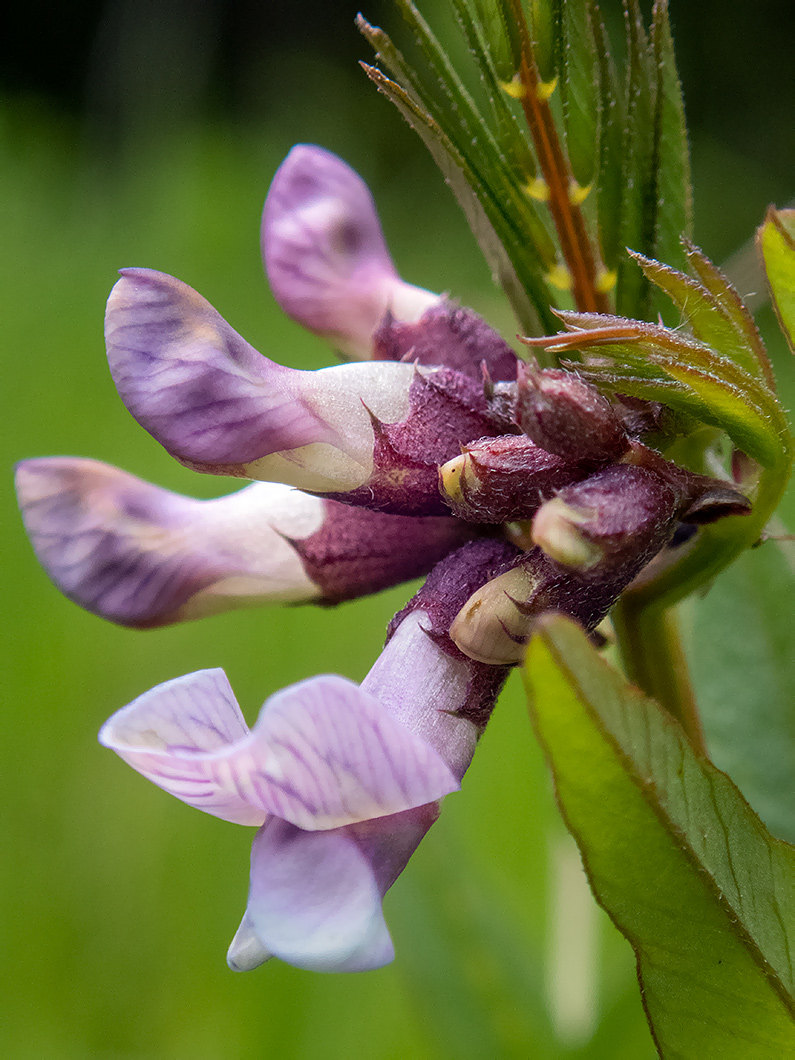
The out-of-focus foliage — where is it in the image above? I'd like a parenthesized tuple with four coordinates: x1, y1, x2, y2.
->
(3, 1, 795, 1058)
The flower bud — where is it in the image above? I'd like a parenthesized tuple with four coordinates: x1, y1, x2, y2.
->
(452, 466, 685, 666)
(438, 435, 589, 523)
(531, 465, 678, 579)
(515, 363, 628, 462)
(622, 441, 752, 525)
(449, 563, 547, 665)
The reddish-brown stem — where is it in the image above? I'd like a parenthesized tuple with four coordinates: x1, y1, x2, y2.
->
(508, 2, 610, 315)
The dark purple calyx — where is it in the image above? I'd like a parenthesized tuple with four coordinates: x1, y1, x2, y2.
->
(531, 464, 679, 582)
(388, 537, 521, 726)
(289, 502, 475, 604)
(439, 434, 593, 523)
(373, 302, 519, 383)
(515, 364, 629, 463)
(624, 442, 752, 524)
(327, 366, 510, 516)
(451, 470, 681, 666)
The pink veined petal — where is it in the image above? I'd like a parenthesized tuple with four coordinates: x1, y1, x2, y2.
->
(98, 669, 266, 826)
(236, 674, 459, 830)
(241, 817, 394, 973)
(100, 671, 458, 831)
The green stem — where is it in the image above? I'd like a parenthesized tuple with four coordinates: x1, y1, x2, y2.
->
(612, 598, 707, 755)
(610, 455, 792, 756)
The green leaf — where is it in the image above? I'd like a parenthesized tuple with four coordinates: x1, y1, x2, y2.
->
(759, 206, 795, 354)
(631, 250, 773, 385)
(559, 0, 601, 189)
(361, 60, 552, 336)
(527, 0, 558, 82)
(686, 540, 795, 845)
(616, 0, 656, 318)
(684, 239, 776, 386)
(592, 1, 625, 273)
(358, 12, 560, 334)
(451, 0, 539, 181)
(649, 0, 692, 276)
(524, 614, 795, 1058)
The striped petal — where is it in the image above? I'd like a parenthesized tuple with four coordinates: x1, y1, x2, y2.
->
(99, 670, 459, 830)
(99, 669, 264, 825)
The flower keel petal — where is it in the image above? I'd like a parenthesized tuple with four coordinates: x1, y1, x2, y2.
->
(244, 817, 394, 973)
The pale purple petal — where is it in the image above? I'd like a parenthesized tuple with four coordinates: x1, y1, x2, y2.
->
(263, 145, 437, 358)
(105, 268, 422, 492)
(240, 674, 459, 830)
(105, 269, 324, 468)
(14, 460, 323, 627)
(100, 670, 458, 831)
(98, 669, 266, 826)
(362, 610, 479, 781)
(241, 817, 394, 972)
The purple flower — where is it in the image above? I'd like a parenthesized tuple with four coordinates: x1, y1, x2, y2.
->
(262, 145, 439, 358)
(100, 539, 515, 972)
(15, 458, 469, 627)
(15, 145, 749, 972)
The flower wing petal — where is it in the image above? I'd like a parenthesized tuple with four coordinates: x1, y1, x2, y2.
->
(98, 669, 266, 826)
(241, 674, 459, 830)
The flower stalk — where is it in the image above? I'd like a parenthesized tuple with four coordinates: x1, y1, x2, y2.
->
(612, 599, 706, 754)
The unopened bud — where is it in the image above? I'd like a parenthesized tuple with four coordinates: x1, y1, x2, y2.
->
(438, 435, 588, 523)
(532, 465, 678, 579)
(623, 442, 752, 524)
(450, 564, 547, 665)
(515, 364, 628, 463)
(531, 497, 603, 570)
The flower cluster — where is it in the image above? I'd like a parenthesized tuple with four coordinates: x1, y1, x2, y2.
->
(15, 145, 749, 973)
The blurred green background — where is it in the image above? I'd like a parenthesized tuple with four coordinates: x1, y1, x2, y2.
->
(2, 2, 793, 1057)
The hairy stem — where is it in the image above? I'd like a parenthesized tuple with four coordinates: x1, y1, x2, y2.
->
(612, 599, 706, 754)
